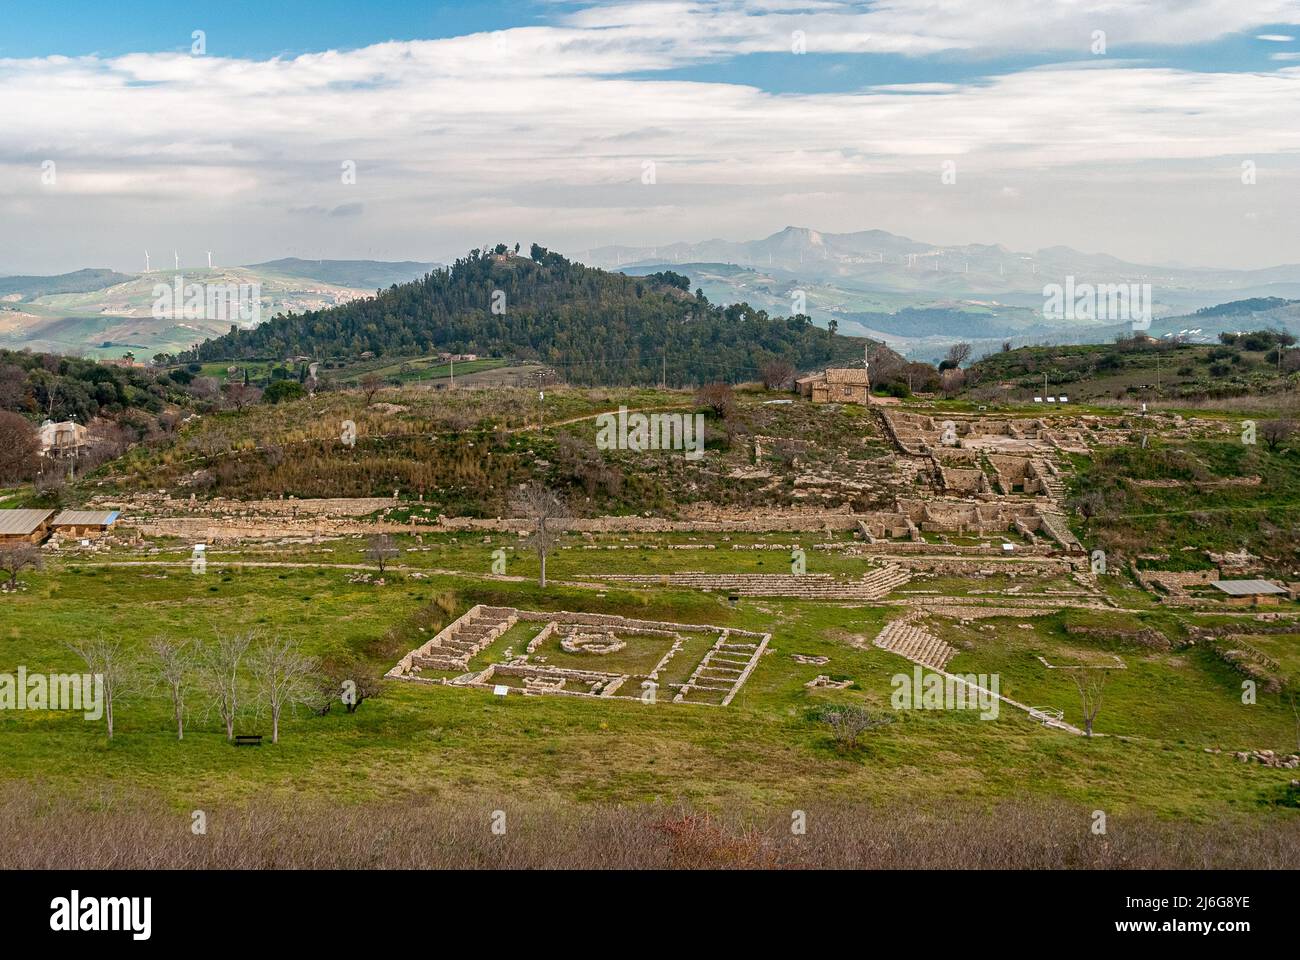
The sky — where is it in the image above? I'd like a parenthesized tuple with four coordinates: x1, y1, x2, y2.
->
(2, 0, 1300, 274)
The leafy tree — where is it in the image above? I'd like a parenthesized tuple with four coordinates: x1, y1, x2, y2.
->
(262, 380, 306, 404)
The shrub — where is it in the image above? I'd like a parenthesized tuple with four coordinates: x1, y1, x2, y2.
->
(816, 704, 893, 748)
(262, 380, 307, 404)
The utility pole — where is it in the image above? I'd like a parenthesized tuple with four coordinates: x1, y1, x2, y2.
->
(661, 352, 667, 389)
(449, 356, 454, 389)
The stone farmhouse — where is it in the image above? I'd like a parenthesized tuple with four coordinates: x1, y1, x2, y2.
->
(797, 367, 871, 404)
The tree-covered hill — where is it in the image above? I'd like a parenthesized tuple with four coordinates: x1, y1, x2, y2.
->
(181, 245, 875, 385)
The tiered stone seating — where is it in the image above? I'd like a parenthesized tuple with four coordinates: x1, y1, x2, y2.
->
(872, 618, 956, 670)
(675, 633, 764, 705)
(412, 605, 518, 672)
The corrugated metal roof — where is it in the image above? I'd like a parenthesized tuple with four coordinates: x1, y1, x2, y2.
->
(51, 510, 120, 527)
(0, 509, 55, 535)
(1211, 579, 1286, 596)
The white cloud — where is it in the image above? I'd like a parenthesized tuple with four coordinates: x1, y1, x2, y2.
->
(2, 1, 1300, 271)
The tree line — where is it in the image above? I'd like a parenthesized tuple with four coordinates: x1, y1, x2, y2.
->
(62, 632, 382, 744)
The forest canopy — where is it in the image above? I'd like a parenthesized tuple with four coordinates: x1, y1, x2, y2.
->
(180, 245, 875, 385)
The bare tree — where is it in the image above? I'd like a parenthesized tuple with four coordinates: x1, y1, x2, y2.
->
(197, 629, 253, 742)
(1066, 668, 1110, 738)
(819, 705, 893, 749)
(359, 372, 383, 404)
(940, 367, 967, 397)
(222, 382, 262, 412)
(0, 542, 42, 591)
(0, 410, 39, 484)
(759, 359, 795, 391)
(694, 382, 735, 418)
(1261, 419, 1294, 452)
(365, 533, 399, 573)
(248, 637, 319, 745)
(148, 636, 195, 740)
(187, 376, 220, 402)
(945, 342, 973, 367)
(34, 469, 69, 506)
(511, 482, 567, 588)
(65, 635, 131, 740)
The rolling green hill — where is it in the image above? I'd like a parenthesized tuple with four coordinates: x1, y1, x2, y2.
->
(0, 268, 136, 300)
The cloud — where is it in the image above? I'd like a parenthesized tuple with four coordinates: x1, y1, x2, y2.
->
(2, 1, 1300, 271)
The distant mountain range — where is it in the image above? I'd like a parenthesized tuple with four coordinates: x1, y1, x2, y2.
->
(5, 234, 1300, 365)
(576, 226, 1300, 360)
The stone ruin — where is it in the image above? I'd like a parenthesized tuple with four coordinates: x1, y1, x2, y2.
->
(388, 606, 771, 708)
(559, 630, 628, 655)
(805, 675, 852, 690)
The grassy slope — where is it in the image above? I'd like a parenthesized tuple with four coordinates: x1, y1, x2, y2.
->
(967, 340, 1297, 403)
(2, 535, 1296, 819)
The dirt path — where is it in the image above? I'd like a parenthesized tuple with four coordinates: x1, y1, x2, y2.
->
(68, 558, 610, 591)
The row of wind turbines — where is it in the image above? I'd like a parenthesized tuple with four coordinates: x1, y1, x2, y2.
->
(142, 250, 215, 272)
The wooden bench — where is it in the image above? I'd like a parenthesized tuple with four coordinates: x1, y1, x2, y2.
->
(233, 734, 263, 747)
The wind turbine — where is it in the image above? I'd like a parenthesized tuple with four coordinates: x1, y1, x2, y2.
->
(173, 251, 179, 271)
(144, 250, 151, 273)
(207, 251, 213, 269)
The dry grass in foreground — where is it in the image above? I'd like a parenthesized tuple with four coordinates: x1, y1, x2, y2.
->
(3, 785, 1297, 869)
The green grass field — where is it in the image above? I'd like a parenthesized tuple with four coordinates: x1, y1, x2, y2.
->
(2, 532, 1297, 820)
